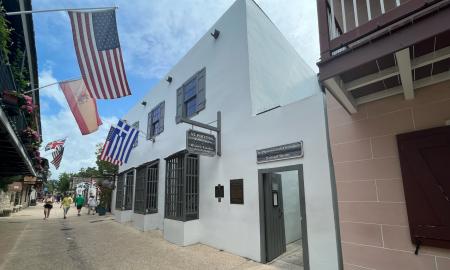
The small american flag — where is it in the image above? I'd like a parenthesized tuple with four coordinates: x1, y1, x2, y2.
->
(68, 9, 131, 99)
(100, 127, 122, 165)
(45, 138, 66, 151)
(51, 145, 65, 170)
(100, 121, 138, 165)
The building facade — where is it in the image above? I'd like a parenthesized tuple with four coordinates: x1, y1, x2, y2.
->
(317, 0, 450, 269)
(113, 0, 341, 268)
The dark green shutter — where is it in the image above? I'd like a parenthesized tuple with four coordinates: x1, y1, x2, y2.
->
(159, 101, 165, 134)
(196, 68, 206, 112)
(176, 87, 183, 123)
(147, 111, 152, 140)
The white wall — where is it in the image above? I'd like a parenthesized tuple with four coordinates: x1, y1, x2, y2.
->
(280, 170, 302, 244)
(117, 0, 341, 268)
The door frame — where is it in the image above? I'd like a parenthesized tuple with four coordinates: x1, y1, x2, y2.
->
(258, 164, 309, 269)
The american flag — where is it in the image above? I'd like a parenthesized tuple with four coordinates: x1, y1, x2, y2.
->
(45, 138, 66, 151)
(99, 127, 122, 165)
(99, 121, 139, 165)
(50, 145, 65, 170)
(68, 9, 131, 99)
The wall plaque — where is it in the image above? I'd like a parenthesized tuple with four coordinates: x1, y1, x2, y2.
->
(230, 179, 244, 204)
(186, 129, 216, 157)
(256, 141, 303, 163)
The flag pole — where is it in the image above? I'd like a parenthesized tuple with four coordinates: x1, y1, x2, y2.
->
(23, 77, 81, 94)
(6, 6, 118, 16)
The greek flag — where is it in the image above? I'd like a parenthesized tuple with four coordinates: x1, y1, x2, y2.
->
(102, 120, 138, 165)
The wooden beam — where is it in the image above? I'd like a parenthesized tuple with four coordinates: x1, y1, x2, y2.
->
(412, 46, 450, 69)
(346, 66, 399, 91)
(324, 77, 358, 113)
(395, 48, 415, 100)
(357, 71, 450, 105)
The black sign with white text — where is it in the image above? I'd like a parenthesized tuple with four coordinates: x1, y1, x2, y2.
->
(186, 129, 216, 157)
(256, 141, 303, 163)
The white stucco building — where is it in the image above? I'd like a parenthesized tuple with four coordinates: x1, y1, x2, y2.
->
(113, 0, 342, 269)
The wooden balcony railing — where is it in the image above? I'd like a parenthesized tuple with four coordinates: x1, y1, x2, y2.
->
(318, 0, 446, 61)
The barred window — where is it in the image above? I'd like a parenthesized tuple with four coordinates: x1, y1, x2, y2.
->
(124, 170, 134, 210)
(134, 161, 159, 214)
(165, 152, 199, 221)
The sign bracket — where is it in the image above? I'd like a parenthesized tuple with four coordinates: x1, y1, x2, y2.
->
(180, 111, 221, 156)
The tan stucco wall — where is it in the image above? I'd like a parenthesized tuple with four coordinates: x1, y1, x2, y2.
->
(326, 80, 450, 270)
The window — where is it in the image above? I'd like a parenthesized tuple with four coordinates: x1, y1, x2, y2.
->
(124, 170, 134, 210)
(176, 68, 206, 123)
(134, 160, 159, 214)
(147, 102, 165, 139)
(115, 173, 125, 210)
(132, 122, 139, 147)
(165, 152, 199, 221)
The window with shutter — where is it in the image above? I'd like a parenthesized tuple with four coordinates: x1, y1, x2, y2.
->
(148, 101, 165, 139)
(175, 68, 206, 124)
(397, 126, 450, 249)
(132, 122, 139, 147)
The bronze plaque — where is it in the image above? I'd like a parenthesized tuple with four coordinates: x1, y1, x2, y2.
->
(230, 179, 244, 204)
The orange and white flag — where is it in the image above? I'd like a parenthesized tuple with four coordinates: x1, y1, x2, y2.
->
(59, 79, 102, 135)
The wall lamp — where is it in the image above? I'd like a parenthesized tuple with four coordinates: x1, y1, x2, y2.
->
(141, 101, 147, 106)
(166, 76, 173, 83)
(211, 29, 220, 39)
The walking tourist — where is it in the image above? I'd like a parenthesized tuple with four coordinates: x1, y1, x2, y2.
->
(87, 195, 97, 215)
(61, 193, 73, 219)
(75, 194, 85, 216)
(43, 194, 54, 220)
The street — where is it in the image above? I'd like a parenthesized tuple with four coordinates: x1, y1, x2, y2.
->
(0, 205, 275, 270)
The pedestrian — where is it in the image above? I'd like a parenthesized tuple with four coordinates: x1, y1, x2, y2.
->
(75, 194, 85, 216)
(60, 193, 73, 219)
(87, 195, 97, 215)
(43, 194, 54, 220)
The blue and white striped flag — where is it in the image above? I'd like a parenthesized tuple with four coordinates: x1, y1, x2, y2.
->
(100, 120, 138, 165)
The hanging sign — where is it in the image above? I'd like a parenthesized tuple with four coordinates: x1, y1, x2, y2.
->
(256, 141, 303, 163)
(186, 129, 216, 157)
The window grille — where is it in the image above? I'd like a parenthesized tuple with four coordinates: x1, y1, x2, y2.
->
(115, 173, 125, 210)
(124, 170, 134, 210)
(134, 161, 159, 214)
(165, 152, 199, 221)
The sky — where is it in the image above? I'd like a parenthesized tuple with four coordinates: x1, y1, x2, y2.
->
(33, 0, 320, 178)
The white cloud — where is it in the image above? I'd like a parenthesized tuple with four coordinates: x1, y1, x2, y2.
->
(38, 70, 118, 179)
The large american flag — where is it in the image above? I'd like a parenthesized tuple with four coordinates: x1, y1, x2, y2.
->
(68, 9, 131, 99)
(100, 121, 138, 165)
(45, 138, 66, 151)
(50, 145, 65, 170)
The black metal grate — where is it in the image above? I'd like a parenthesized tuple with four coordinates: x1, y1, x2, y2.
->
(124, 171, 134, 210)
(134, 166, 146, 214)
(115, 173, 124, 210)
(134, 161, 159, 214)
(165, 153, 199, 221)
(146, 164, 159, 213)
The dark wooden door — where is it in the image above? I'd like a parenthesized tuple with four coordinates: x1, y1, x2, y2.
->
(397, 126, 450, 249)
(263, 173, 286, 261)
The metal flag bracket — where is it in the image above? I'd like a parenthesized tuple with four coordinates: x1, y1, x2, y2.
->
(179, 111, 221, 156)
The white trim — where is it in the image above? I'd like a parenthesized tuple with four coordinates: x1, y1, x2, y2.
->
(353, 0, 359, 27)
(366, 0, 372, 20)
(395, 48, 414, 100)
(412, 46, 450, 70)
(324, 77, 358, 113)
(356, 86, 403, 105)
(6, 6, 117, 16)
(341, 0, 347, 33)
(346, 66, 400, 91)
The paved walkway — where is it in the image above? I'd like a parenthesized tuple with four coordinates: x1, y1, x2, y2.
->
(0, 204, 280, 270)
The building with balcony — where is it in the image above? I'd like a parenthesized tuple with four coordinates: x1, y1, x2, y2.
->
(317, 0, 450, 269)
(0, 0, 47, 216)
(112, 0, 342, 268)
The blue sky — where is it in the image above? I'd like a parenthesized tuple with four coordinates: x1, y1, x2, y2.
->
(33, 0, 320, 178)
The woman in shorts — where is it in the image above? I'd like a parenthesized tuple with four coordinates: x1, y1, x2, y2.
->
(43, 194, 54, 220)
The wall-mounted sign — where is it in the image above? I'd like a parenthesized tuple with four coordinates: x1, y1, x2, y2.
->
(256, 141, 303, 163)
(230, 179, 244, 204)
(24, 176, 37, 184)
(186, 129, 216, 157)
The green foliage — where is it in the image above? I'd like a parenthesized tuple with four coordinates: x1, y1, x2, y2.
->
(57, 172, 72, 193)
(44, 179, 58, 194)
(96, 143, 118, 175)
(0, 175, 21, 192)
(0, 4, 11, 63)
(75, 167, 102, 178)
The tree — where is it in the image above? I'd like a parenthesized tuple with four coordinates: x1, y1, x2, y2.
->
(57, 172, 71, 193)
(95, 143, 118, 175)
(44, 179, 58, 193)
